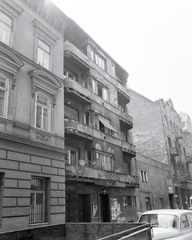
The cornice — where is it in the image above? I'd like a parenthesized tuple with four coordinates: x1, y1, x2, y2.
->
(0, 132, 66, 154)
(19, 0, 67, 35)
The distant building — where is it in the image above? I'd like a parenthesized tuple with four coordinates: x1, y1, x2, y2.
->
(129, 89, 192, 211)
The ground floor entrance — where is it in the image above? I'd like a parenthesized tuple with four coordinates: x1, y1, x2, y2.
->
(66, 180, 138, 223)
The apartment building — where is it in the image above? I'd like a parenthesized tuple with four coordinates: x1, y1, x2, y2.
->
(0, 0, 67, 233)
(64, 18, 138, 223)
(0, 0, 138, 234)
(129, 89, 192, 210)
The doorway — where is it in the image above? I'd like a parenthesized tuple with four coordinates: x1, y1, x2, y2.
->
(169, 194, 174, 209)
(66, 194, 91, 222)
(100, 194, 110, 222)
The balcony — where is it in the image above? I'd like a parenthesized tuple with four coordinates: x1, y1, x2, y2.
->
(186, 155, 192, 163)
(64, 78, 91, 104)
(66, 164, 139, 188)
(180, 175, 191, 183)
(64, 42, 89, 71)
(117, 90, 130, 105)
(122, 141, 136, 157)
(170, 147, 178, 156)
(65, 119, 93, 140)
(175, 131, 183, 140)
(119, 114, 133, 130)
(179, 175, 192, 189)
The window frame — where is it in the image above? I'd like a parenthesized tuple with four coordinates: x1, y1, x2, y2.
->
(0, 73, 9, 117)
(34, 91, 51, 131)
(37, 38, 50, 70)
(66, 146, 79, 165)
(0, 10, 12, 47)
(123, 196, 136, 207)
(140, 171, 148, 183)
(30, 176, 48, 224)
(96, 151, 114, 171)
(33, 20, 59, 72)
(90, 49, 106, 70)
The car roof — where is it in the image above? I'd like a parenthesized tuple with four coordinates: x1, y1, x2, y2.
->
(140, 209, 192, 217)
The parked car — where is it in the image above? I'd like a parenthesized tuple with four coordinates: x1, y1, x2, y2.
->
(138, 209, 192, 240)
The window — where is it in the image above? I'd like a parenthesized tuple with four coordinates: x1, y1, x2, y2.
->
(30, 177, 47, 224)
(85, 149, 92, 165)
(33, 20, 59, 72)
(29, 70, 62, 135)
(0, 11, 12, 46)
(66, 147, 78, 165)
(96, 151, 114, 171)
(82, 76, 109, 101)
(84, 112, 90, 125)
(98, 115, 116, 135)
(0, 74, 9, 117)
(98, 82, 109, 101)
(0, 173, 4, 227)
(140, 171, 148, 182)
(123, 196, 136, 207)
(35, 92, 51, 131)
(90, 49, 106, 70)
(37, 39, 50, 70)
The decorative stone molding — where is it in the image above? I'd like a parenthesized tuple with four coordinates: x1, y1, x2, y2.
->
(33, 19, 60, 43)
(2, 0, 23, 16)
(29, 70, 61, 94)
(12, 75, 17, 90)
(0, 43, 24, 89)
(0, 44, 24, 74)
(36, 132, 50, 142)
(20, 0, 67, 35)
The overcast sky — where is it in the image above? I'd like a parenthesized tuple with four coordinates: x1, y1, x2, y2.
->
(52, 0, 192, 119)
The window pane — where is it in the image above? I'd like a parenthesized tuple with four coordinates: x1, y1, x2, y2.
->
(103, 88, 109, 101)
(0, 90, 5, 116)
(36, 105, 42, 128)
(92, 79, 97, 94)
(37, 40, 50, 69)
(43, 52, 49, 70)
(30, 177, 46, 223)
(0, 12, 12, 46)
(38, 40, 50, 52)
(90, 50, 94, 61)
(0, 22, 11, 45)
(37, 48, 44, 66)
(43, 108, 48, 131)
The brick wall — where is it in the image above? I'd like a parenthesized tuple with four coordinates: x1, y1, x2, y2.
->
(64, 223, 149, 240)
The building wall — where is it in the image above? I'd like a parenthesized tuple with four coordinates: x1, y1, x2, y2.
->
(129, 89, 168, 164)
(136, 153, 171, 213)
(0, 0, 66, 233)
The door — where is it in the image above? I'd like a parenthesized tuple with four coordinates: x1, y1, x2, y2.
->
(100, 194, 110, 222)
(169, 194, 174, 209)
(66, 194, 90, 222)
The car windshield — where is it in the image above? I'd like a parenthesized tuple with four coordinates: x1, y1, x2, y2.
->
(139, 214, 178, 229)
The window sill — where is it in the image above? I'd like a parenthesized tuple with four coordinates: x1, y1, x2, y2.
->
(29, 222, 50, 228)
